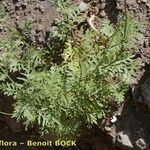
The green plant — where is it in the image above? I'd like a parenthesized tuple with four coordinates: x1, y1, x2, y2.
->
(0, 2, 8, 22)
(0, 0, 144, 139)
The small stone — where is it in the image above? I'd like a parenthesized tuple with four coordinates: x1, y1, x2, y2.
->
(38, 37, 44, 43)
(39, 5, 44, 13)
(3, 27, 8, 32)
(126, 0, 136, 5)
(143, 38, 149, 48)
(79, 1, 89, 11)
(141, 0, 147, 3)
(135, 138, 148, 150)
(116, 131, 133, 149)
(146, 3, 150, 8)
(110, 115, 117, 123)
(100, 10, 106, 18)
(16, 3, 21, 8)
(22, 2, 28, 7)
(35, 4, 45, 13)
(36, 24, 44, 32)
(0, 24, 4, 32)
(101, 3, 106, 9)
(108, 131, 116, 144)
(104, 126, 112, 132)
(117, 3, 124, 10)
(16, 15, 20, 20)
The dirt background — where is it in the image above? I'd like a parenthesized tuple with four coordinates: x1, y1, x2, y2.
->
(0, 0, 150, 150)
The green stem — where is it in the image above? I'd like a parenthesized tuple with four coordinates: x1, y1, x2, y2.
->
(0, 110, 12, 116)
(0, 66, 18, 85)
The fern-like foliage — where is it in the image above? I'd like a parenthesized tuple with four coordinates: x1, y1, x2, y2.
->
(0, 2, 8, 22)
(0, 0, 144, 139)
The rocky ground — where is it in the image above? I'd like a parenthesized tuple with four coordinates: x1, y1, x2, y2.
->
(0, 0, 150, 149)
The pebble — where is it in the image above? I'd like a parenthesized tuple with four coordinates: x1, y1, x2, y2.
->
(128, 0, 137, 5)
(0, 24, 4, 32)
(36, 24, 44, 32)
(143, 38, 149, 48)
(141, 0, 147, 3)
(101, 2, 106, 9)
(146, 3, 150, 9)
(16, 15, 20, 20)
(38, 37, 44, 43)
(104, 126, 112, 132)
(116, 131, 133, 149)
(79, 1, 89, 11)
(39, 5, 44, 13)
(16, 3, 21, 8)
(35, 4, 45, 13)
(100, 10, 106, 17)
(135, 138, 148, 150)
(22, 2, 28, 7)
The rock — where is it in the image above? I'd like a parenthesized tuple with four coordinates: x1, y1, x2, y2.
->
(116, 131, 133, 149)
(104, 126, 112, 132)
(24, 0, 28, 2)
(135, 138, 148, 150)
(146, 3, 150, 8)
(15, 15, 20, 20)
(39, 5, 44, 13)
(117, 0, 124, 10)
(22, 2, 28, 7)
(79, 1, 89, 11)
(126, 0, 136, 6)
(143, 38, 149, 48)
(0, 24, 4, 32)
(141, 0, 147, 3)
(35, 4, 45, 13)
(100, 10, 106, 18)
(37, 37, 44, 43)
(141, 76, 150, 110)
(16, 3, 21, 8)
(36, 24, 44, 32)
(108, 131, 116, 144)
(101, 3, 106, 9)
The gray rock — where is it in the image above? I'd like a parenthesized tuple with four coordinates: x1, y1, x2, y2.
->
(100, 10, 106, 18)
(146, 3, 150, 8)
(116, 131, 133, 149)
(104, 126, 112, 132)
(107, 129, 116, 144)
(144, 38, 149, 48)
(135, 138, 148, 150)
(39, 5, 44, 13)
(79, 1, 89, 11)
(141, 0, 147, 3)
(126, 0, 136, 5)
(35, 4, 45, 13)
(0, 24, 4, 32)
